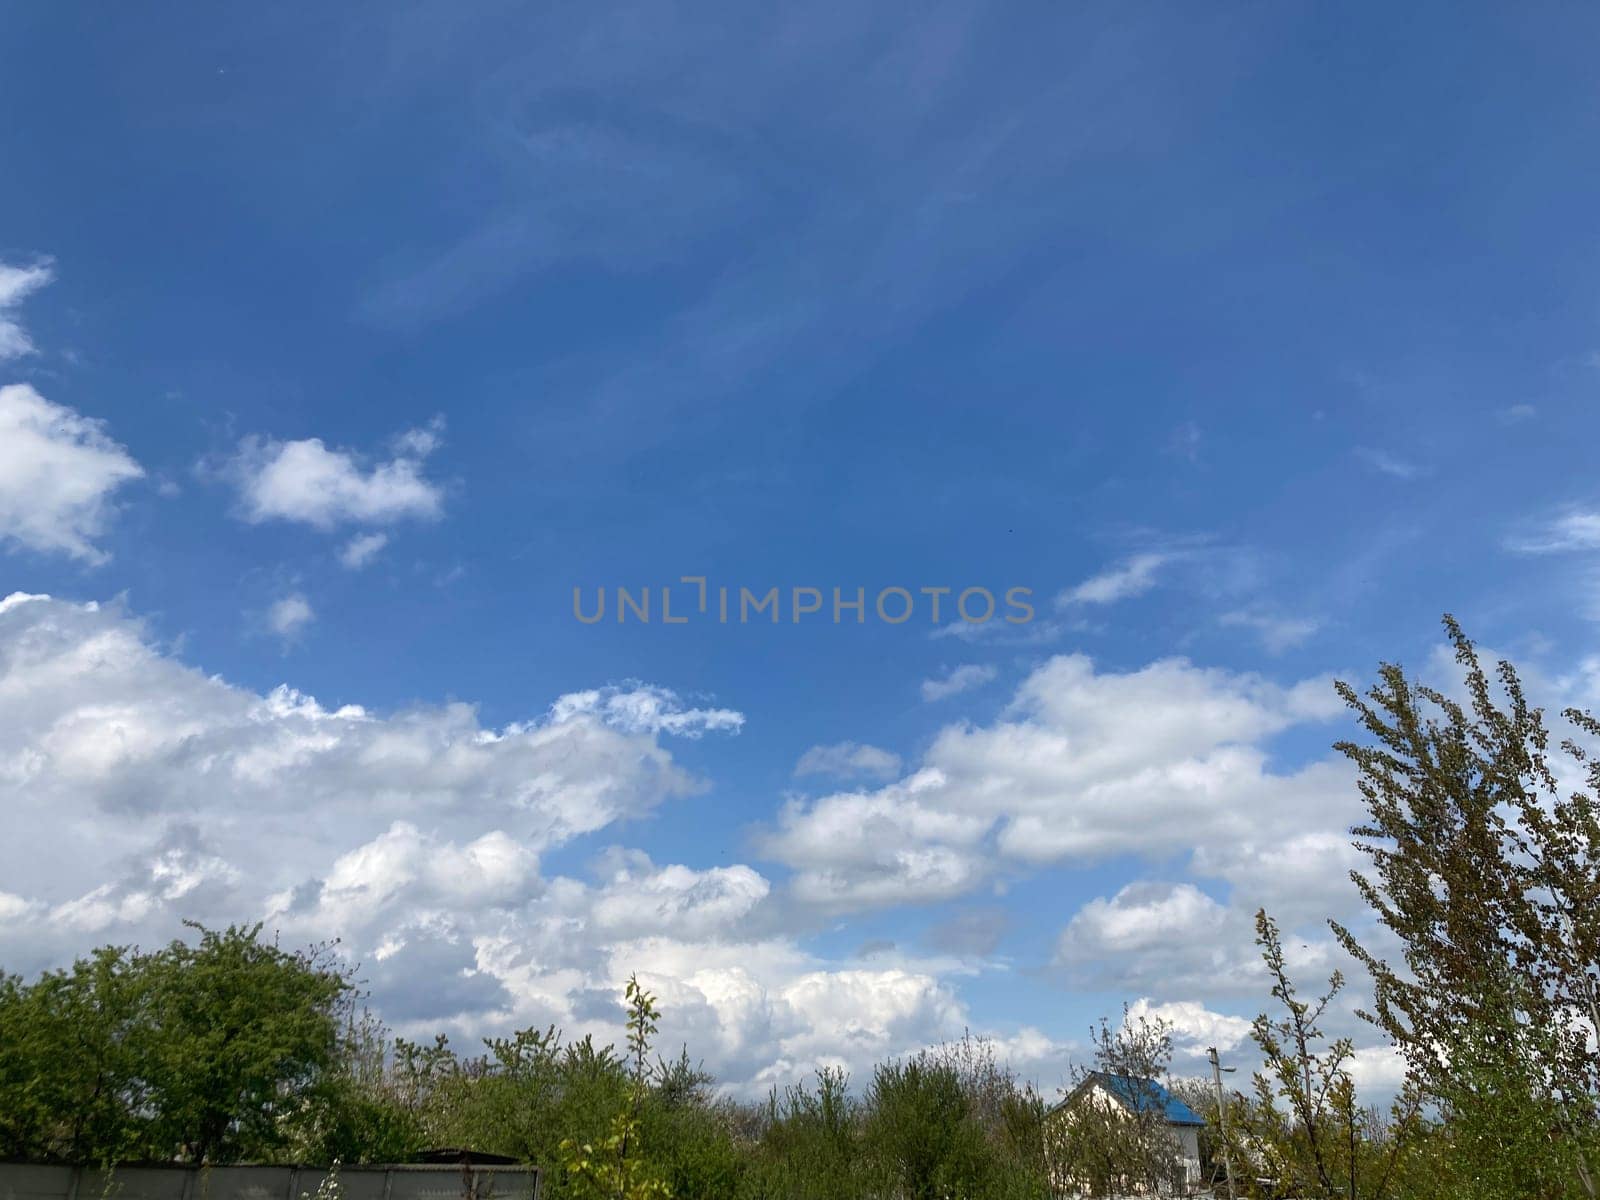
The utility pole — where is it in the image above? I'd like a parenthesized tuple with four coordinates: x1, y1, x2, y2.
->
(1207, 1046, 1238, 1200)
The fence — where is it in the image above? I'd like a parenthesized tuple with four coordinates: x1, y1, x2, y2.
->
(0, 1164, 541, 1200)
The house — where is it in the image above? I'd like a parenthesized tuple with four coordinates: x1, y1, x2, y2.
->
(1050, 1072, 1207, 1194)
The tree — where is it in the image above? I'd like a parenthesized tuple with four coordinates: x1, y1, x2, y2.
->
(1332, 617, 1600, 1198)
(558, 975, 673, 1200)
(1049, 1007, 1186, 1197)
(0, 923, 352, 1164)
(141, 922, 352, 1163)
(0, 945, 155, 1162)
(1234, 910, 1421, 1200)
(750, 1067, 862, 1200)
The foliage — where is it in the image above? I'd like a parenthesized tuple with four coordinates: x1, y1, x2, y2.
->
(0, 923, 352, 1164)
(557, 975, 673, 1200)
(1332, 617, 1600, 1198)
(15, 616, 1600, 1198)
(1047, 1007, 1186, 1197)
(1230, 910, 1421, 1200)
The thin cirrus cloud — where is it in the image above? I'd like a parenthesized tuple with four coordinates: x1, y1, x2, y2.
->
(1056, 552, 1169, 606)
(339, 531, 390, 570)
(1355, 446, 1425, 481)
(0, 384, 144, 565)
(223, 424, 446, 530)
(0, 258, 54, 360)
(793, 741, 903, 781)
(920, 663, 997, 702)
(1508, 507, 1600, 554)
(1219, 609, 1320, 653)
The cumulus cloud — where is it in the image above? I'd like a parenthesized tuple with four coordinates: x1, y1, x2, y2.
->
(1057, 553, 1168, 606)
(764, 653, 1352, 914)
(224, 425, 445, 529)
(0, 593, 1013, 1093)
(921, 663, 997, 702)
(793, 741, 902, 781)
(0, 591, 1410, 1095)
(0, 593, 728, 927)
(1060, 883, 1229, 958)
(0, 259, 53, 359)
(586, 850, 771, 940)
(0, 385, 145, 563)
(1125, 997, 1253, 1057)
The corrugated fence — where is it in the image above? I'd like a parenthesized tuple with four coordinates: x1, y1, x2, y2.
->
(0, 1164, 541, 1200)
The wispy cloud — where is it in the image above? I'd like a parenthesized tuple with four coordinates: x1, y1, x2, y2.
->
(1508, 508, 1600, 555)
(1498, 404, 1537, 425)
(0, 258, 53, 360)
(339, 532, 390, 570)
(1219, 609, 1320, 654)
(794, 741, 903, 782)
(1355, 447, 1425, 481)
(266, 593, 315, 642)
(1057, 552, 1168, 607)
(921, 663, 998, 702)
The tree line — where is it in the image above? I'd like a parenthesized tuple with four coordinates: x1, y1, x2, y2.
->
(1, 618, 1596, 1198)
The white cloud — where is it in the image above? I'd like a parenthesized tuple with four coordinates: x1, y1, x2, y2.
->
(1126, 997, 1253, 1056)
(1509, 507, 1600, 554)
(793, 741, 902, 781)
(548, 684, 744, 738)
(1219, 610, 1320, 653)
(0, 385, 145, 563)
(587, 850, 771, 940)
(339, 531, 390, 569)
(0, 259, 53, 360)
(0, 591, 1409, 1096)
(921, 663, 997, 702)
(760, 770, 993, 911)
(1060, 883, 1228, 957)
(1355, 447, 1424, 481)
(763, 653, 1354, 921)
(1499, 404, 1536, 425)
(0, 593, 727, 915)
(225, 427, 445, 529)
(267, 593, 315, 641)
(1057, 553, 1168, 606)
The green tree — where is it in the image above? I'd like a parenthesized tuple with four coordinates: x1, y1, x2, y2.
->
(1048, 1007, 1184, 1197)
(140, 922, 352, 1163)
(1332, 618, 1600, 1198)
(0, 924, 352, 1164)
(1234, 910, 1421, 1200)
(0, 945, 155, 1162)
(747, 1067, 862, 1200)
(557, 975, 673, 1200)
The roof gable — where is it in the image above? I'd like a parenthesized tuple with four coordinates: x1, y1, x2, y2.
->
(1060, 1072, 1206, 1127)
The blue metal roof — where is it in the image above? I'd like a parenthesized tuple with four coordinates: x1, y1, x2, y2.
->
(1092, 1073, 1206, 1126)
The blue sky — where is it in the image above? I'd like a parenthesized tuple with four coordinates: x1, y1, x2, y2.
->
(3, 1, 1600, 1093)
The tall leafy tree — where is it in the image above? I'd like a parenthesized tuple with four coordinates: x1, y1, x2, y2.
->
(1332, 617, 1600, 1198)
(1236, 910, 1422, 1200)
(0, 922, 353, 1164)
